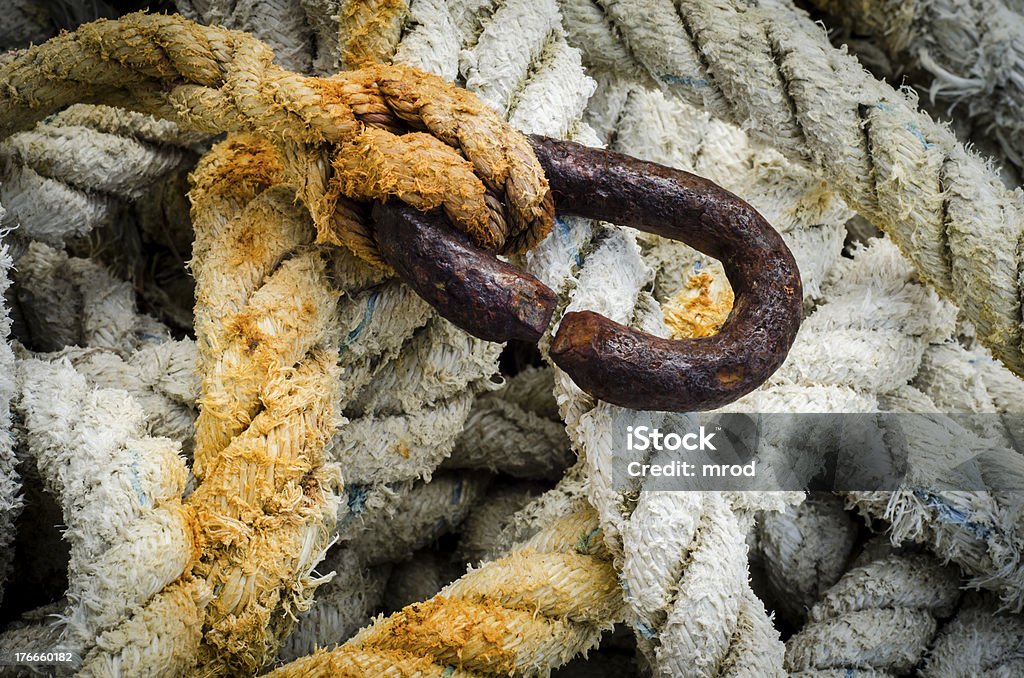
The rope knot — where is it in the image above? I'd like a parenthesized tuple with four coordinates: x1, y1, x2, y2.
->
(0, 14, 555, 266)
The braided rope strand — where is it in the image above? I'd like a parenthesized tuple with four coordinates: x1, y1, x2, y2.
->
(559, 0, 1024, 378)
(267, 503, 624, 677)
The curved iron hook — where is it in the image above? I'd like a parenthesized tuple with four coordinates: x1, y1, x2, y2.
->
(371, 135, 802, 412)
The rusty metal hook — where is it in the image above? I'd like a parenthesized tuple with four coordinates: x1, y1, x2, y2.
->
(370, 135, 802, 412)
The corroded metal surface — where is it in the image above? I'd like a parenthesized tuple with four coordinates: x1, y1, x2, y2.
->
(372, 135, 802, 412)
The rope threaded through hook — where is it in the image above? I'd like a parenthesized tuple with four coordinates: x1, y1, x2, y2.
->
(0, 12, 554, 262)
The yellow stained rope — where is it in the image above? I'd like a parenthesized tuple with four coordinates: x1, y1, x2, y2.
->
(0, 12, 606, 675)
(266, 503, 624, 677)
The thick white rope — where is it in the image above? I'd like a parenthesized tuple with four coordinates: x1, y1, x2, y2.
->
(444, 367, 573, 480)
(753, 494, 859, 627)
(15, 358, 196, 673)
(809, 0, 1024, 173)
(0, 105, 201, 248)
(920, 592, 1024, 676)
(0, 200, 21, 609)
(456, 480, 547, 564)
(10, 241, 172, 354)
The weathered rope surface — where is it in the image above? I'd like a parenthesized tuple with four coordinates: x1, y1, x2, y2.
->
(15, 358, 197, 674)
(281, 470, 489, 660)
(0, 12, 553, 262)
(0, 201, 22, 608)
(6, 0, 1024, 675)
(558, 0, 1024, 379)
(0, 104, 200, 248)
(549, 71, 848, 675)
(809, 0, 1024, 172)
(267, 503, 623, 677)
(179, 133, 344, 674)
(785, 549, 961, 675)
(11, 241, 172, 354)
(920, 592, 1024, 676)
(445, 366, 573, 480)
(753, 494, 859, 627)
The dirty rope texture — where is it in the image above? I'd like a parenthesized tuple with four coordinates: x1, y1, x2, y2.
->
(0, 12, 554, 264)
(559, 0, 1024, 378)
(0, 12, 560, 676)
(265, 504, 623, 677)
(808, 0, 1024, 173)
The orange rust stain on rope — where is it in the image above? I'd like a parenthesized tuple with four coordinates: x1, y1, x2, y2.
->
(662, 270, 735, 340)
(340, 0, 411, 69)
(372, 597, 522, 673)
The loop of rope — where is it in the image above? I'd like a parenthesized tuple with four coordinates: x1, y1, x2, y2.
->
(785, 550, 961, 674)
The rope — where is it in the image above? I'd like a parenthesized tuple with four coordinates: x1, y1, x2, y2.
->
(753, 494, 859, 627)
(558, 0, 1024, 379)
(0, 104, 200, 248)
(784, 550, 961, 674)
(535, 73, 848, 676)
(920, 592, 1024, 676)
(0, 12, 554, 261)
(266, 503, 624, 677)
(15, 358, 196, 673)
(176, 0, 316, 73)
(10, 3, 1024, 674)
(444, 367, 573, 480)
(282, 470, 489, 660)
(11, 241, 172, 354)
(0, 208, 21, 608)
(456, 480, 546, 564)
(179, 133, 342, 674)
(54, 341, 199, 454)
(809, 0, 1024, 172)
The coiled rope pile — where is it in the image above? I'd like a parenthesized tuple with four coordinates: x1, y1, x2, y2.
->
(2, 1, 1024, 676)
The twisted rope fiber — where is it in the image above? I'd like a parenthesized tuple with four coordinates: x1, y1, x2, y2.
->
(15, 358, 202, 675)
(808, 0, 1024, 171)
(280, 470, 490, 661)
(0, 200, 22, 607)
(752, 494, 859, 627)
(558, 0, 1024, 379)
(0, 104, 202, 248)
(540, 74, 851, 676)
(266, 503, 624, 677)
(785, 549, 961, 675)
(920, 592, 1024, 676)
(0, 12, 554, 263)
(14, 2, 1015, 675)
(586, 39, 1024, 613)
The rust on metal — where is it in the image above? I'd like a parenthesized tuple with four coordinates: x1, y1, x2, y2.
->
(371, 135, 803, 412)
(371, 201, 557, 344)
